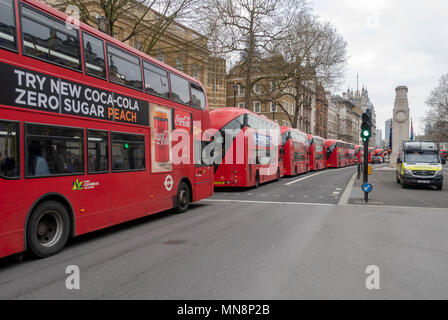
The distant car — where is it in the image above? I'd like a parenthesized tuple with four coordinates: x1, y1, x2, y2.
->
(371, 156, 383, 164)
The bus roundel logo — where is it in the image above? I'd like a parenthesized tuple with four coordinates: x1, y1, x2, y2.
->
(164, 175, 174, 191)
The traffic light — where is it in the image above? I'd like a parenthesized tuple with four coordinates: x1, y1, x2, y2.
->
(361, 112, 372, 142)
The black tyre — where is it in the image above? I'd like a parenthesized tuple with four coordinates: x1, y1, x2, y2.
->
(276, 168, 281, 181)
(396, 174, 400, 184)
(295, 167, 298, 177)
(400, 175, 407, 189)
(255, 171, 260, 188)
(174, 181, 191, 214)
(27, 201, 70, 258)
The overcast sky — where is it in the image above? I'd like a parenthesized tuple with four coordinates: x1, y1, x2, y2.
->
(312, 0, 448, 138)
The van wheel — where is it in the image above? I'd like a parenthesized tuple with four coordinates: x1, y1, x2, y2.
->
(396, 175, 400, 184)
(27, 201, 70, 258)
(174, 181, 191, 214)
(401, 176, 407, 189)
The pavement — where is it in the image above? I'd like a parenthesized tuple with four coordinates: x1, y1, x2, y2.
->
(1, 165, 448, 300)
(348, 164, 448, 208)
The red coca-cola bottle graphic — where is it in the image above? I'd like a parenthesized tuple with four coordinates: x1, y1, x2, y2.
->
(154, 112, 170, 162)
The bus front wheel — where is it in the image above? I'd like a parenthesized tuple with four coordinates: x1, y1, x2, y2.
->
(27, 201, 70, 258)
(174, 181, 191, 214)
(255, 171, 260, 188)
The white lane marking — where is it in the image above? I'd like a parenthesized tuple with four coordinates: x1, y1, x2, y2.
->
(338, 172, 357, 206)
(201, 199, 448, 212)
(202, 199, 336, 207)
(284, 166, 354, 186)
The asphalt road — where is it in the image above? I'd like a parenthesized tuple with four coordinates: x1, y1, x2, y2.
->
(1, 166, 448, 300)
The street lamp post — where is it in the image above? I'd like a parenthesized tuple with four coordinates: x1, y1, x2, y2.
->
(233, 83, 238, 108)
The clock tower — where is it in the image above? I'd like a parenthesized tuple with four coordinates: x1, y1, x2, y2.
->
(390, 86, 410, 167)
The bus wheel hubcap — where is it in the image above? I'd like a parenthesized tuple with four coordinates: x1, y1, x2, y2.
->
(36, 211, 62, 247)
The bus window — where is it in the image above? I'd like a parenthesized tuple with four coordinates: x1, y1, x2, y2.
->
(0, 0, 16, 51)
(107, 44, 143, 91)
(170, 73, 191, 105)
(191, 84, 206, 109)
(25, 124, 84, 177)
(87, 130, 109, 174)
(0, 121, 20, 178)
(143, 61, 170, 99)
(83, 32, 106, 79)
(111, 133, 145, 171)
(21, 4, 81, 70)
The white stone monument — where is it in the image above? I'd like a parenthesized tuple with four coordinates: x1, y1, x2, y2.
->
(389, 86, 410, 167)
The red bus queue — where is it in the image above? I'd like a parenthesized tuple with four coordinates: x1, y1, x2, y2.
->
(325, 140, 355, 168)
(0, 0, 379, 260)
(211, 108, 282, 188)
(0, 0, 214, 259)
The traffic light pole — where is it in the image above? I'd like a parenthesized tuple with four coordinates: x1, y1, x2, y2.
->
(363, 139, 369, 203)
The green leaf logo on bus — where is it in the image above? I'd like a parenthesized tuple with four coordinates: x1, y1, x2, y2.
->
(72, 179, 84, 191)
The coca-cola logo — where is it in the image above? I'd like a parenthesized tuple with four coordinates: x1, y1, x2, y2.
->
(155, 130, 169, 146)
(174, 112, 191, 130)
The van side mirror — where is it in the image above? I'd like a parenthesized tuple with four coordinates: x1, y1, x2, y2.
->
(443, 159, 447, 165)
(397, 157, 402, 164)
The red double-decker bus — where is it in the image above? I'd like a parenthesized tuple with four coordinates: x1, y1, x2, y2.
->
(325, 140, 346, 168)
(307, 135, 326, 171)
(211, 108, 282, 188)
(281, 127, 308, 176)
(345, 143, 356, 166)
(0, 0, 214, 259)
(355, 145, 363, 165)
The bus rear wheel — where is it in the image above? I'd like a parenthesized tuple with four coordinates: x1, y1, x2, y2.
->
(27, 201, 70, 258)
(174, 181, 191, 214)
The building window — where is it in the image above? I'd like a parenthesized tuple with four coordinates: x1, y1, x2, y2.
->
(253, 101, 261, 113)
(271, 102, 278, 113)
(134, 39, 143, 51)
(176, 57, 183, 71)
(254, 84, 260, 94)
(238, 84, 244, 96)
(193, 64, 199, 78)
(156, 51, 165, 63)
(238, 102, 245, 109)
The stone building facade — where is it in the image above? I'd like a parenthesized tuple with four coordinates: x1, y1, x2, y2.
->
(41, 0, 227, 110)
(226, 58, 328, 135)
(327, 95, 361, 145)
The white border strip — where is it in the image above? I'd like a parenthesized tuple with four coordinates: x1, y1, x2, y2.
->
(284, 166, 354, 186)
(201, 199, 336, 207)
(338, 172, 357, 206)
